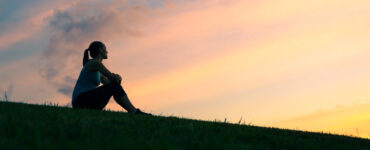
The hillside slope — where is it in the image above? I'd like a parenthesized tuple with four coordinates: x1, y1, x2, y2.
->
(0, 101, 369, 150)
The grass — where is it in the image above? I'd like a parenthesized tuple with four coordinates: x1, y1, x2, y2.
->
(0, 101, 369, 150)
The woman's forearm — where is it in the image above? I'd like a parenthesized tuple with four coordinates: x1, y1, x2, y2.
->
(100, 73, 111, 85)
(96, 62, 120, 83)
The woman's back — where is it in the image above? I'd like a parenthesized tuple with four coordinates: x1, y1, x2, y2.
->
(72, 59, 101, 102)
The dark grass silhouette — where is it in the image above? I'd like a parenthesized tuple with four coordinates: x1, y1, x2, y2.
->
(0, 101, 369, 150)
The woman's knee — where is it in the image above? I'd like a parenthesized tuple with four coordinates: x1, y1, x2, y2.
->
(107, 81, 121, 88)
(107, 82, 125, 92)
(106, 82, 127, 99)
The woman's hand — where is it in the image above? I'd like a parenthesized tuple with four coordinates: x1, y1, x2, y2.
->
(112, 73, 122, 84)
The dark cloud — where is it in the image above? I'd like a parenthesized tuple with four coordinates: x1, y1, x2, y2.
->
(57, 84, 73, 96)
(40, 0, 155, 97)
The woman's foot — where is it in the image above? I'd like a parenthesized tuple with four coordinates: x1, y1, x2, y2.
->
(134, 108, 153, 116)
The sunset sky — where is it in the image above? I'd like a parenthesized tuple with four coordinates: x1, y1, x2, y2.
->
(0, 0, 369, 139)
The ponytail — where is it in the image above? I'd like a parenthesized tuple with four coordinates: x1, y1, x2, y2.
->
(83, 49, 89, 66)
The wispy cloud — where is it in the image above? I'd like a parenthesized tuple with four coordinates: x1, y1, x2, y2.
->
(0, 11, 50, 51)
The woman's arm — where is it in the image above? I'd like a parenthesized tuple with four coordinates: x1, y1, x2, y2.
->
(90, 61, 121, 84)
(100, 73, 121, 85)
(100, 73, 111, 85)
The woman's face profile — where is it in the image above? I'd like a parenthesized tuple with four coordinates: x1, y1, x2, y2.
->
(100, 46, 108, 59)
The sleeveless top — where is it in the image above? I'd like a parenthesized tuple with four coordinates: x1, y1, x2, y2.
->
(71, 59, 101, 103)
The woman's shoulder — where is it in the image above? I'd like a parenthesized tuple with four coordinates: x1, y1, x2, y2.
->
(84, 59, 100, 72)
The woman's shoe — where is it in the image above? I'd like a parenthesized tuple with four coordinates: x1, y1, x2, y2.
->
(134, 108, 153, 116)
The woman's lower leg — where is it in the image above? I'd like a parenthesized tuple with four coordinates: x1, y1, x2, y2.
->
(108, 82, 137, 113)
(115, 94, 137, 113)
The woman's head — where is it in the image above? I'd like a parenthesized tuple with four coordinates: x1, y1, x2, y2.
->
(83, 41, 107, 66)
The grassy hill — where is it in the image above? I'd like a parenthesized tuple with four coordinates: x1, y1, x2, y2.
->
(0, 101, 369, 150)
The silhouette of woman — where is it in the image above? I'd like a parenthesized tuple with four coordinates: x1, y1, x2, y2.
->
(71, 41, 151, 115)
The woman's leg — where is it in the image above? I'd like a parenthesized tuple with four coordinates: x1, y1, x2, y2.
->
(106, 82, 137, 113)
(72, 86, 112, 110)
(117, 94, 137, 113)
(73, 82, 138, 112)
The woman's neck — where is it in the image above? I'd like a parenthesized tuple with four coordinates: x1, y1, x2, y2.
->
(93, 57, 103, 63)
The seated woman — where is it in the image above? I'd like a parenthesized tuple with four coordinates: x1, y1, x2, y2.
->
(71, 41, 151, 115)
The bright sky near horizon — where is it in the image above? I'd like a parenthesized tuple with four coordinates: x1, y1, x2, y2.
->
(0, 0, 369, 139)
